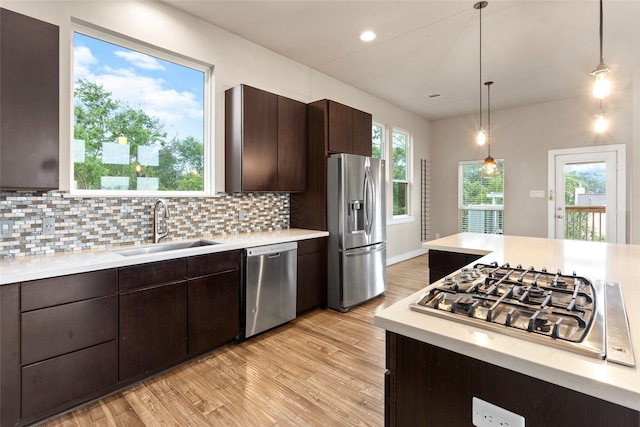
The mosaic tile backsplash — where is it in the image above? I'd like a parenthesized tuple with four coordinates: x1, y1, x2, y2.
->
(0, 191, 289, 258)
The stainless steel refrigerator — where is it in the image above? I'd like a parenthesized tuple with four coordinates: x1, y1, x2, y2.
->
(327, 153, 386, 312)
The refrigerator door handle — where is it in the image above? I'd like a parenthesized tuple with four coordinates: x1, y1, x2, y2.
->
(364, 166, 374, 235)
(344, 242, 385, 257)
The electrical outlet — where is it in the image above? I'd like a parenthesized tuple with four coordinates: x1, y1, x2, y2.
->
(530, 190, 545, 198)
(0, 220, 13, 237)
(472, 397, 525, 427)
(435, 233, 440, 239)
(238, 210, 246, 221)
(42, 217, 55, 236)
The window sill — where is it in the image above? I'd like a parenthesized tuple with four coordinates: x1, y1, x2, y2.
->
(387, 216, 415, 226)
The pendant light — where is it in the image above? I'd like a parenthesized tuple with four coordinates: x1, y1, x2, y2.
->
(594, 101, 608, 133)
(481, 81, 498, 175)
(475, 1, 488, 146)
(591, 0, 610, 99)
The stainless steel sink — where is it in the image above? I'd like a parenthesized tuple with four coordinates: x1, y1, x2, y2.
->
(114, 240, 220, 257)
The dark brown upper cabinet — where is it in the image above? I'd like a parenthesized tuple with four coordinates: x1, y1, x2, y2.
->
(290, 99, 372, 231)
(225, 84, 306, 193)
(0, 8, 59, 190)
(322, 99, 372, 157)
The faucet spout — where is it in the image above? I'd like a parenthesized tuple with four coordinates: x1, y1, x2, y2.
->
(153, 198, 170, 243)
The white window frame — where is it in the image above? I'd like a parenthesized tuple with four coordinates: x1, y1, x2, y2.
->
(458, 159, 504, 234)
(70, 23, 215, 197)
(391, 127, 412, 219)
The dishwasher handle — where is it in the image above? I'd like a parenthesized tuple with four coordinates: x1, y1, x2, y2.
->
(245, 241, 298, 257)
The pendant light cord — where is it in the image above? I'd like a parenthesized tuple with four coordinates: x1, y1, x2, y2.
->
(599, 0, 604, 64)
(479, 5, 483, 126)
(487, 82, 491, 157)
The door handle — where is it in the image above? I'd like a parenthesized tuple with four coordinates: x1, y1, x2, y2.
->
(556, 215, 564, 219)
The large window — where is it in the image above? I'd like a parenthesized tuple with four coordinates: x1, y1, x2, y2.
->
(392, 128, 411, 216)
(458, 160, 504, 234)
(72, 28, 211, 194)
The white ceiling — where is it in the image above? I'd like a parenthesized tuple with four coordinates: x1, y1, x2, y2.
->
(163, 0, 640, 120)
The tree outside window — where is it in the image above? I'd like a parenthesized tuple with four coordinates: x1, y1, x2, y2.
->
(372, 123, 384, 159)
(392, 129, 410, 216)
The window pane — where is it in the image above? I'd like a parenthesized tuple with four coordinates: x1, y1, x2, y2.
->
(392, 130, 407, 180)
(392, 129, 410, 216)
(372, 124, 383, 159)
(393, 182, 407, 216)
(459, 160, 504, 234)
(73, 32, 206, 192)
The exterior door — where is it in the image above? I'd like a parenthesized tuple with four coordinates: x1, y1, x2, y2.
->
(548, 145, 626, 243)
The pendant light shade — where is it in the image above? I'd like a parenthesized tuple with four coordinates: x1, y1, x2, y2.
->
(475, 1, 488, 146)
(591, 0, 611, 99)
(481, 81, 498, 176)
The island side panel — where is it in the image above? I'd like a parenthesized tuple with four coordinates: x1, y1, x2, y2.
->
(386, 331, 640, 427)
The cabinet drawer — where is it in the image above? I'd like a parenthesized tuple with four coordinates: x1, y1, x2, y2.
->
(297, 237, 327, 256)
(21, 340, 117, 420)
(21, 296, 117, 366)
(188, 250, 240, 278)
(119, 258, 187, 292)
(21, 269, 116, 311)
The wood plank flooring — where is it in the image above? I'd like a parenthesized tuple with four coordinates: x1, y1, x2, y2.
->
(40, 255, 429, 427)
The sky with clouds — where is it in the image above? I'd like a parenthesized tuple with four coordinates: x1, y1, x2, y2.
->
(73, 32, 204, 143)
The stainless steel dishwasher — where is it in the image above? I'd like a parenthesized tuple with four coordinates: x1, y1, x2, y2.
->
(243, 242, 297, 339)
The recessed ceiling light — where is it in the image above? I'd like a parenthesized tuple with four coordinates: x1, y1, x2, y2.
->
(360, 31, 376, 42)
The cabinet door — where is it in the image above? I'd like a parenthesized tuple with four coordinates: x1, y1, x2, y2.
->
(277, 96, 307, 192)
(351, 108, 373, 156)
(188, 270, 240, 355)
(119, 282, 187, 382)
(327, 100, 353, 154)
(0, 8, 59, 190)
(297, 252, 327, 314)
(225, 85, 278, 192)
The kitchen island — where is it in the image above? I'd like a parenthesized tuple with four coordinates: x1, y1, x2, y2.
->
(374, 233, 640, 426)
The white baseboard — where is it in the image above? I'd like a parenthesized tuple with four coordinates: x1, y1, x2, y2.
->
(387, 248, 428, 266)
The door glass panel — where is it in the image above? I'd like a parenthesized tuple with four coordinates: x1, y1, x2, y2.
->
(563, 161, 606, 241)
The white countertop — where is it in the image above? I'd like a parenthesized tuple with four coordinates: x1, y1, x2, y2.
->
(0, 228, 328, 285)
(374, 233, 640, 411)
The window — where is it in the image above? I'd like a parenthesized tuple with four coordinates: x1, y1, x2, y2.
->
(372, 123, 384, 159)
(458, 160, 504, 234)
(392, 128, 410, 216)
(72, 28, 211, 194)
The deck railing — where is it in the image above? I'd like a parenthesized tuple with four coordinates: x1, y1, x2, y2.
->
(564, 206, 606, 241)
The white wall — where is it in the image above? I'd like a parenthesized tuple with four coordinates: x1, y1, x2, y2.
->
(3, 0, 430, 261)
(431, 74, 636, 242)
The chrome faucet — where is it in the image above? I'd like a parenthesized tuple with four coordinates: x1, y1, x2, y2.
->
(153, 198, 170, 243)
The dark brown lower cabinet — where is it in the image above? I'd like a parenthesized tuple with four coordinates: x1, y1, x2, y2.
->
(119, 281, 188, 382)
(385, 331, 640, 427)
(188, 270, 241, 355)
(22, 341, 117, 420)
(428, 249, 482, 283)
(296, 237, 327, 314)
(0, 249, 243, 426)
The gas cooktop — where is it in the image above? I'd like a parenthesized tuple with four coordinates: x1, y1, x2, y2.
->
(410, 262, 610, 360)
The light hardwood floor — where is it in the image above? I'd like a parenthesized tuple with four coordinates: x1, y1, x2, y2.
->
(40, 255, 429, 427)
